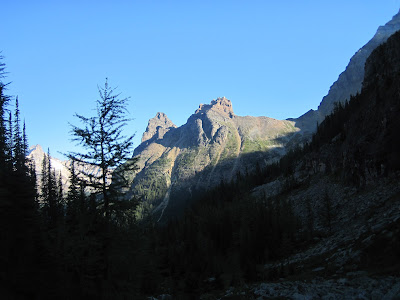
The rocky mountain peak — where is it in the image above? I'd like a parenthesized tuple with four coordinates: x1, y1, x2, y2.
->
(195, 97, 234, 118)
(27, 144, 44, 158)
(376, 9, 400, 34)
(292, 9, 400, 139)
(141, 112, 176, 143)
(315, 10, 400, 119)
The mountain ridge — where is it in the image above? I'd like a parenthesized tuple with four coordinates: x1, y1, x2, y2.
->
(27, 144, 111, 193)
(129, 10, 400, 222)
(128, 97, 299, 221)
(291, 9, 400, 137)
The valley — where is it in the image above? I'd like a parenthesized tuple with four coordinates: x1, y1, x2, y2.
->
(1, 6, 400, 300)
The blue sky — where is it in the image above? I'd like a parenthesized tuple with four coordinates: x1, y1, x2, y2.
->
(2, 1, 400, 159)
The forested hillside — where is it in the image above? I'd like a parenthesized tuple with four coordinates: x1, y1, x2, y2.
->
(1, 25, 400, 300)
(145, 30, 400, 298)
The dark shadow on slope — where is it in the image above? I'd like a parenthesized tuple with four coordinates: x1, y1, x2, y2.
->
(153, 133, 298, 224)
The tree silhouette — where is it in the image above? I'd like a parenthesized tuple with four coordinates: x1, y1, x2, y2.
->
(67, 78, 139, 290)
(68, 78, 138, 222)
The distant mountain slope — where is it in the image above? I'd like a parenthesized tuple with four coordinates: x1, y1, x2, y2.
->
(27, 145, 71, 186)
(292, 9, 400, 136)
(126, 10, 400, 222)
(127, 97, 299, 221)
(27, 145, 110, 193)
(153, 28, 400, 298)
(255, 28, 400, 288)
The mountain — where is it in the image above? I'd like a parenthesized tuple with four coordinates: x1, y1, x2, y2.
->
(291, 9, 400, 136)
(27, 145, 71, 187)
(127, 97, 299, 221)
(27, 144, 110, 193)
(243, 28, 400, 297)
(128, 10, 400, 223)
(150, 28, 400, 299)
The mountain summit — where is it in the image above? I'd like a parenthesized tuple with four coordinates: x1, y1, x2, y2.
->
(195, 97, 234, 118)
(141, 112, 176, 143)
(126, 10, 400, 222)
(127, 97, 299, 221)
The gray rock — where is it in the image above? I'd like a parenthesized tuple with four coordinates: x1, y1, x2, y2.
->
(383, 282, 400, 299)
(292, 10, 400, 134)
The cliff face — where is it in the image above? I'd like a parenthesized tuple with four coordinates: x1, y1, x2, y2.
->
(292, 10, 400, 136)
(141, 112, 176, 143)
(128, 11, 400, 222)
(128, 97, 299, 221)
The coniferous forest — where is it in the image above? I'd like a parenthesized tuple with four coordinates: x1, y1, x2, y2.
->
(1, 30, 400, 299)
(0, 54, 305, 299)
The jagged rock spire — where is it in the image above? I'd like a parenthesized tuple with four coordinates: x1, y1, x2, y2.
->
(195, 97, 234, 118)
(141, 112, 176, 143)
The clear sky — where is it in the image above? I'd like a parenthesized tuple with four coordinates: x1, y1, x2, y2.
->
(2, 1, 400, 159)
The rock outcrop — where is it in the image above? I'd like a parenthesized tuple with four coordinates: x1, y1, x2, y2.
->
(141, 112, 176, 143)
(292, 9, 400, 135)
(27, 145, 70, 187)
(127, 97, 299, 221)
(27, 144, 110, 193)
(129, 10, 400, 223)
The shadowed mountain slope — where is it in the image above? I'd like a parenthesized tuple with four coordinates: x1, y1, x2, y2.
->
(291, 9, 400, 137)
(127, 97, 299, 221)
(125, 10, 400, 223)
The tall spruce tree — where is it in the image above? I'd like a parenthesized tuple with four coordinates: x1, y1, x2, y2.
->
(66, 160, 80, 224)
(40, 149, 59, 228)
(68, 78, 138, 223)
(67, 78, 139, 290)
(0, 55, 51, 299)
(12, 97, 27, 172)
(0, 54, 10, 169)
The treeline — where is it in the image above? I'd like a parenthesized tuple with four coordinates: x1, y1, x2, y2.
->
(2, 28, 400, 299)
(151, 179, 304, 297)
(148, 32, 400, 297)
(0, 62, 43, 298)
(0, 60, 157, 299)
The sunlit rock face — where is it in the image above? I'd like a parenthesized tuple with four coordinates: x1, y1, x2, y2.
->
(125, 97, 299, 222)
(27, 144, 110, 194)
(141, 112, 177, 143)
(126, 10, 400, 222)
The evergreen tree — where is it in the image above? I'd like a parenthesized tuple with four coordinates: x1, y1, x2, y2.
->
(0, 55, 10, 169)
(40, 152, 48, 203)
(0, 82, 43, 297)
(56, 171, 63, 206)
(66, 160, 80, 223)
(7, 111, 13, 165)
(68, 78, 138, 223)
(67, 78, 140, 294)
(40, 149, 59, 228)
(13, 97, 23, 169)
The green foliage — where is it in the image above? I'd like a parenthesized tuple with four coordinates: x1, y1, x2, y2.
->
(2, 29, 400, 298)
(134, 155, 171, 207)
(60, 78, 147, 298)
(68, 78, 138, 222)
(176, 150, 196, 167)
(219, 131, 239, 160)
(0, 59, 160, 299)
(242, 138, 273, 154)
(40, 149, 64, 229)
(0, 58, 46, 298)
(153, 177, 302, 294)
